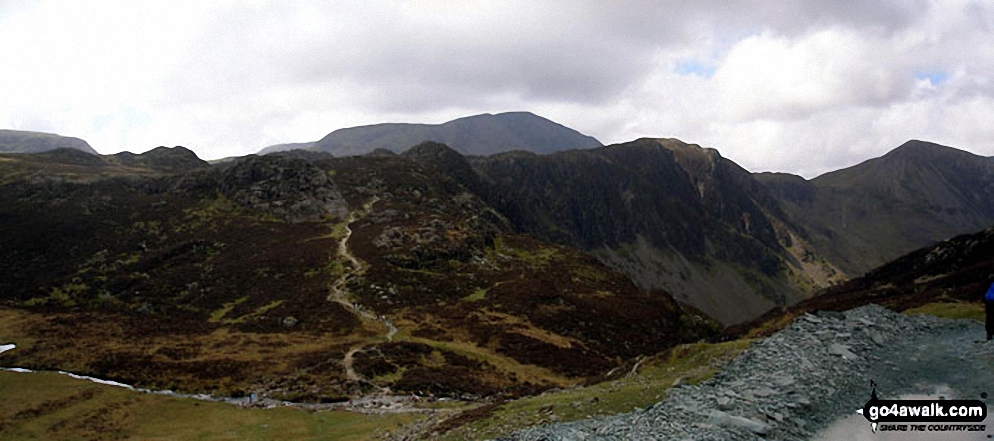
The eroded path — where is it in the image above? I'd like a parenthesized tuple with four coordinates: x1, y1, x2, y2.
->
(322, 197, 398, 387)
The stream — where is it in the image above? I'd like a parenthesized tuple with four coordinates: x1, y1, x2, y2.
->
(0, 197, 418, 415)
(0, 343, 426, 414)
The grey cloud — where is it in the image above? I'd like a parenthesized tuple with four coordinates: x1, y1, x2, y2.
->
(9, 0, 991, 173)
(162, 1, 932, 116)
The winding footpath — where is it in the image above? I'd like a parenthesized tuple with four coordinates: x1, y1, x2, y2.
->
(503, 304, 994, 440)
(0, 198, 421, 415)
(322, 197, 399, 386)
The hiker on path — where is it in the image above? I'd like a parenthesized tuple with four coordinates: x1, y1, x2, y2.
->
(986, 274, 994, 341)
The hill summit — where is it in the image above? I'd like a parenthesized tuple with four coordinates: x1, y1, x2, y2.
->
(259, 111, 602, 156)
(0, 129, 98, 155)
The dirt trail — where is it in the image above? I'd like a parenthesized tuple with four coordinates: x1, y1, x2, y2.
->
(322, 197, 399, 386)
(343, 347, 362, 382)
(326, 210, 359, 307)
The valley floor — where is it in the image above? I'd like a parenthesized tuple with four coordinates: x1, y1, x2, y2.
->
(2, 302, 989, 440)
(0, 368, 425, 440)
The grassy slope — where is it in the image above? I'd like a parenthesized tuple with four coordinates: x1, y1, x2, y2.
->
(903, 301, 984, 321)
(432, 339, 752, 440)
(0, 339, 751, 441)
(1, 295, 973, 440)
(0, 371, 418, 440)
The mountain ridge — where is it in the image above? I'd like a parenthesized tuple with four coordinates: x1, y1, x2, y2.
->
(259, 111, 602, 156)
(0, 129, 98, 155)
(471, 138, 836, 325)
(4, 134, 990, 327)
(757, 139, 994, 276)
(0, 146, 714, 401)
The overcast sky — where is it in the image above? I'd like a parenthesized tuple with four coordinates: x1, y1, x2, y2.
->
(2, 1, 992, 177)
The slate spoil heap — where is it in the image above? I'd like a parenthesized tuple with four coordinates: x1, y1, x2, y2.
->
(503, 304, 993, 440)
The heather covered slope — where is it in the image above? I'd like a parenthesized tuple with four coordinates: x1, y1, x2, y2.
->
(0, 129, 98, 154)
(757, 140, 994, 277)
(471, 138, 840, 325)
(259, 112, 602, 156)
(0, 145, 714, 402)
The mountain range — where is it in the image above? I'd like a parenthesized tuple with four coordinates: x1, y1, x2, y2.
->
(2, 113, 994, 403)
(0, 144, 714, 401)
(258, 111, 603, 156)
(2, 114, 992, 326)
(471, 138, 994, 324)
(758, 140, 994, 275)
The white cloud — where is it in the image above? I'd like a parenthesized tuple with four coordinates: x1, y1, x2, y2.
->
(589, 1, 994, 177)
(710, 28, 912, 121)
(0, 0, 992, 172)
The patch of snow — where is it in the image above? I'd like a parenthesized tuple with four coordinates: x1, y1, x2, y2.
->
(58, 371, 136, 390)
(3, 367, 32, 373)
(0, 343, 14, 354)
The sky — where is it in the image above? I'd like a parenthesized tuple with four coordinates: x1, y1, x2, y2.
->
(1, 0, 992, 177)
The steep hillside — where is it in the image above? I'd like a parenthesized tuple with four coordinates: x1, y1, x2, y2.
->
(792, 225, 994, 314)
(758, 140, 994, 276)
(0, 129, 98, 155)
(0, 146, 714, 402)
(472, 138, 840, 325)
(259, 112, 602, 156)
(727, 224, 994, 340)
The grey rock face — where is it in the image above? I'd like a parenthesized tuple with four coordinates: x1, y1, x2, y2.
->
(220, 155, 349, 222)
(707, 410, 770, 434)
(827, 343, 859, 360)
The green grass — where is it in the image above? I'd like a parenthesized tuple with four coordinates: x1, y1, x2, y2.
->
(903, 301, 984, 321)
(209, 296, 248, 323)
(403, 336, 575, 387)
(460, 287, 488, 303)
(0, 371, 419, 440)
(436, 339, 753, 440)
(570, 266, 608, 283)
(228, 300, 285, 324)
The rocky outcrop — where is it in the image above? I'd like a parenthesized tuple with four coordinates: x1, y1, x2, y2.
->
(109, 146, 210, 172)
(220, 155, 349, 222)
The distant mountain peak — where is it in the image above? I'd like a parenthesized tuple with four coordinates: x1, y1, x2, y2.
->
(448, 111, 541, 122)
(260, 111, 602, 157)
(0, 129, 98, 155)
(883, 139, 980, 162)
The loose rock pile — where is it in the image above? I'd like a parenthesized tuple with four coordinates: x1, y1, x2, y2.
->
(502, 304, 992, 440)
